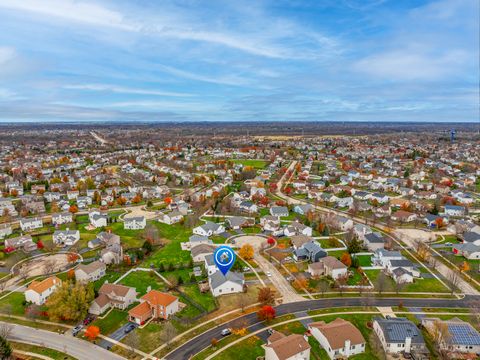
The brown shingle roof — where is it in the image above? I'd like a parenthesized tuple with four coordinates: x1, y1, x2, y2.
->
(99, 283, 134, 297)
(309, 318, 365, 350)
(266, 334, 310, 360)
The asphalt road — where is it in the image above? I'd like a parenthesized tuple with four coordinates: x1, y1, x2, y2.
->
(4, 321, 124, 360)
(99, 322, 138, 349)
(165, 295, 478, 360)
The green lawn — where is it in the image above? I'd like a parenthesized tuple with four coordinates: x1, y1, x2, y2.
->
(142, 222, 192, 267)
(347, 268, 364, 285)
(92, 309, 128, 334)
(180, 283, 217, 312)
(364, 269, 449, 293)
(355, 254, 372, 267)
(11, 341, 75, 360)
(230, 159, 269, 169)
(0, 291, 26, 315)
(106, 222, 145, 249)
(214, 336, 264, 360)
(118, 270, 166, 296)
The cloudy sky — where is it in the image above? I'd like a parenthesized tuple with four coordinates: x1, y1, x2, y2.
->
(0, 0, 478, 122)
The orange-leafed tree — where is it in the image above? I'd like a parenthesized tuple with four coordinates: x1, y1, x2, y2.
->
(164, 197, 173, 205)
(116, 197, 127, 206)
(68, 253, 79, 263)
(67, 269, 75, 279)
(85, 325, 100, 340)
(238, 244, 254, 260)
(257, 305, 276, 322)
(434, 217, 444, 229)
(292, 275, 308, 291)
(132, 194, 142, 204)
(460, 261, 470, 272)
(68, 205, 78, 214)
(340, 252, 352, 267)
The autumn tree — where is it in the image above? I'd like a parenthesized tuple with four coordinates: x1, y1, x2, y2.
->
(434, 217, 444, 229)
(238, 244, 254, 260)
(69, 205, 78, 214)
(292, 275, 308, 291)
(340, 252, 352, 267)
(46, 281, 94, 322)
(85, 325, 100, 340)
(257, 287, 275, 306)
(459, 261, 470, 273)
(257, 305, 276, 322)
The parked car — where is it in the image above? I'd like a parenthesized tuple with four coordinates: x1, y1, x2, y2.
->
(243, 267, 250, 272)
(266, 271, 272, 277)
(124, 323, 136, 334)
(72, 325, 83, 337)
(267, 328, 274, 335)
(221, 328, 231, 336)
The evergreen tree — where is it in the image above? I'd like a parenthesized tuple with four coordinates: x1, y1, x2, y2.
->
(0, 336, 11, 360)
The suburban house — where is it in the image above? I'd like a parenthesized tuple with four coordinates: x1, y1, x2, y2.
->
(128, 290, 179, 325)
(391, 210, 417, 223)
(444, 205, 466, 217)
(284, 221, 312, 237)
(263, 332, 310, 360)
(193, 221, 225, 237)
(20, 217, 43, 232)
(0, 225, 12, 239)
(74, 260, 106, 283)
(51, 212, 73, 226)
(225, 216, 252, 230)
(307, 256, 348, 280)
(204, 254, 218, 276)
(191, 243, 216, 263)
(160, 211, 184, 225)
(89, 211, 108, 228)
(52, 229, 80, 246)
(124, 216, 146, 230)
(293, 204, 313, 215)
(333, 215, 354, 231)
(89, 283, 137, 315)
(309, 318, 366, 359)
(209, 270, 245, 297)
(270, 206, 289, 218)
(25, 276, 62, 305)
(363, 233, 385, 252)
(421, 317, 480, 355)
(4, 235, 36, 252)
(373, 317, 427, 355)
(453, 242, 480, 259)
(98, 232, 123, 265)
(293, 240, 327, 263)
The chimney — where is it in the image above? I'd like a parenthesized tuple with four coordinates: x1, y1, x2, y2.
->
(345, 340, 351, 356)
(405, 337, 412, 353)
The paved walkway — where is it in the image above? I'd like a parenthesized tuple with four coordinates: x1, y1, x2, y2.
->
(4, 321, 124, 360)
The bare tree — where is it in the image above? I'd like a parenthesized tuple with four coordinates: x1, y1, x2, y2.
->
(125, 331, 140, 355)
(0, 323, 12, 339)
(317, 280, 330, 297)
(236, 293, 248, 313)
(375, 272, 388, 295)
(446, 270, 460, 294)
(43, 259, 56, 274)
(161, 322, 177, 348)
(394, 279, 406, 294)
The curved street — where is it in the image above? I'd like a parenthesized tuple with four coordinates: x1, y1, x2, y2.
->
(4, 321, 125, 360)
(165, 295, 478, 360)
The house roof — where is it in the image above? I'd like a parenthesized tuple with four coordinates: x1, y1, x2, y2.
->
(424, 317, 480, 346)
(319, 256, 347, 270)
(191, 244, 216, 257)
(76, 260, 105, 275)
(128, 300, 151, 319)
(265, 334, 310, 360)
(290, 235, 313, 248)
(99, 283, 134, 298)
(210, 270, 244, 289)
(141, 290, 177, 307)
(27, 276, 61, 294)
(374, 317, 425, 344)
(309, 318, 365, 349)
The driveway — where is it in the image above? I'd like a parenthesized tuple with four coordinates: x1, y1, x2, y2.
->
(254, 252, 305, 303)
(4, 321, 124, 360)
(99, 322, 137, 349)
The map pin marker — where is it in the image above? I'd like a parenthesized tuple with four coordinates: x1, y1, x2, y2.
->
(214, 245, 236, 276)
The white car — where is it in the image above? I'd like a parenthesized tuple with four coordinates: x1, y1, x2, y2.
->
(266, 271, 272, 277)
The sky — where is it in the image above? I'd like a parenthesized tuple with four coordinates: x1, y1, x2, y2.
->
(0, 0, 478, 123)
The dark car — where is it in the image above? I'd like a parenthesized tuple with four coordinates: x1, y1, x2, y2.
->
(124, 323, 136, 334)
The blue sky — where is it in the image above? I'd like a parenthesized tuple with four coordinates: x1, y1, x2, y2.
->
(0, 0, 478, 122)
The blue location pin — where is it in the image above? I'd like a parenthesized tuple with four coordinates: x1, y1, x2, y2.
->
(214, 246, 236, 276)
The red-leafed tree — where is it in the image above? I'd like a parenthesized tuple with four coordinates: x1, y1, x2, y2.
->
(85, 325, 100, 340)
(267, 237, 275, 246)
(257, 305, 276, 322)
(69, 205, 78, 214)
(36, 240, 44, 249)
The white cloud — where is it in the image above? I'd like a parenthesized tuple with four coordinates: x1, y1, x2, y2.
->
(0, 0, 133, 30)
(63, 83, 193, 97)
(354, 49, 469, 81)
(0, 46, 15, 65)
